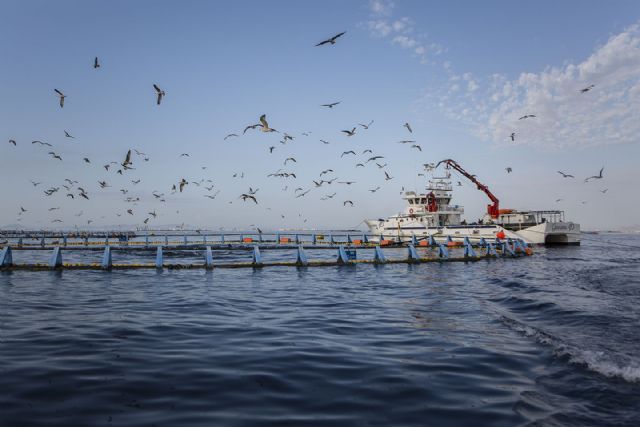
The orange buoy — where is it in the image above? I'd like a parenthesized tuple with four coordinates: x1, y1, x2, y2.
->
(496, 230, 506, 239)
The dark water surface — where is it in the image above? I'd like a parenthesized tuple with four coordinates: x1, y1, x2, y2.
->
(1, 234, 639, 426)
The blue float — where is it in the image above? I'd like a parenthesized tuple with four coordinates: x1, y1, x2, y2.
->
(252, 245, 262, 265)
(407, 244, 419, 261)
(374, 246, 386, 263)
(101, 246, 112, 270)
(438, 244, 449, 258)
(337, 245, 350, 264)
(296, 245, 308, 266)
(155, 246, 163, 269)
(411, 234, 418, 246)
(205, 246, 213, 268)
(428, 235, 437, 246)
(0, 247, 13, 267)
(49, 247, 62, 268)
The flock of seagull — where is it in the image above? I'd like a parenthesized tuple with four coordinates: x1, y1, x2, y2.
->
(6, 31, 607, 228)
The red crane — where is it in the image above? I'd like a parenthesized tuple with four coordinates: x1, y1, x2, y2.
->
(435, 159, 500, 218)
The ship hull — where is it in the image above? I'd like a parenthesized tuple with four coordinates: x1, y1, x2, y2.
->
(510, 222, 581, 245)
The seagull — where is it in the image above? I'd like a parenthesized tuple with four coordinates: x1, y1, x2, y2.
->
(505, 167, 512, 173)
(8, 139, 16, 146)
(180, 153, 190, 157)
(19, 207, 27, 213)
(127, 209, 134, 215)
(295, 189, 311, 198)
(343, 200, 354, 207)
(243, 123, 261, 134)
(518, 114, 536, 120)
(601, 189, 608, 193)
(338, 181, 356, 185)
(510, 132, 515, 142)
(131, 179, 141, 184)
(362, 149, 373, 154)
(98, 181, 109, 188)
(320, 139, 330, 145)
(555, 198, 563, 202)
(397, 140, 415, 144)
(48, 152, 62, 161)
(153, 84, 165, 105)
(341, 128, 356, 137)
(93, 56, 100, 68)
(584, 167, 604, 182)
(121, 149, 133, 169)
(30, 180, 41, 186)
(64, 130, 74, 138)
(269, 146, 275, 153)
(224, 133, 238, 140)
(179, 178, 188, 192)
(284, 157, 297, 165)
(384, 171, 393, 181)
(259, 114, 277, 132)
(366, 156, 384, 163)
(315, 31, 346, 46)
(358, 120, 374, 130)
(580, 84, 595, 93)
(411, 144, 422, 151)
(32, 140, 52, 146)
(376, 162, 387, 169)
(83, 157, 91, 164)
(369, 186, 380, 193)
(404, 122, 413, 133)
(320, 169, 333, 176)
(321, 102, 340, 108)
(54, 89, 66, 108)
(239, 194, 258, 204)
(557, 171, 574, 178)
(341, 150, 356, 157)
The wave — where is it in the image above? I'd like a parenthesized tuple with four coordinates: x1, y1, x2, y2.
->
(500, 315, 640, 384)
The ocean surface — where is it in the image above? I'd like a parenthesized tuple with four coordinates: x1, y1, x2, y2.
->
(1, 233, 639, 426)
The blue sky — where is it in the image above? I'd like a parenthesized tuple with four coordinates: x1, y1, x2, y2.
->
(1, 0, 639, 230)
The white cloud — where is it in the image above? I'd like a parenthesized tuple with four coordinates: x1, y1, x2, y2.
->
(369, 0, 394, 16)
(365, 2, 441, 64)
(434, 23, 640, 148)
(392, 35, 417, 49)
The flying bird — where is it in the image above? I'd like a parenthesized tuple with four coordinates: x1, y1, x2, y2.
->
(64, 130, 74, 138)
(584, 167, 604, 182)
(224, 133, 238, 140)
(358, 120, 374, 129)
(315, 31, 346, 46)
(284, 157, 297, 165)
(8, 139, 16, 146)
(239, 194, 258, 204)
(321, 102, 340, 108)
(341, 150, 356, 157)
(341, 128, 356, 137)
(179, 178, 188, 192)
(369, 186, 380, 193)
(580, 84, 595, 93)
(343, 200, 354, 207)
(93, 57, 100, 68)
(48, 152, 62, 161)
(404, 122, 412, 133)
(320, 139, 330, 145)
(505, 167, 512, 173)
(384, 171, 393, 181)
(411, 144, 422, 151)
(259, 114, 277, 132)
(54, 89, 66, 108)
(557, 171, 574, 178)
(509, 132, 515, 142)
(153, 84, 165, 105)
(518, 114, 536, 120)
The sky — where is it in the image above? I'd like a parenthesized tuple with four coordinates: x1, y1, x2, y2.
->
(1, 0, 640, 231)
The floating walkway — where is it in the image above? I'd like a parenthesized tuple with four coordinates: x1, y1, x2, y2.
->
(0, 236, 532, 271)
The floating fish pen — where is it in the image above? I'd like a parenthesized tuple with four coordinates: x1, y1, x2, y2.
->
(0, 232, 533, 271)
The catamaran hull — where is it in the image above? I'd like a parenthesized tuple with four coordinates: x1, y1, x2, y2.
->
(511, 222, 581, 245)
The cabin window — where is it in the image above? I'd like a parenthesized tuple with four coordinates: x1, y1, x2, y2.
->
(420, 198, 426, 204)
(408, 199, 414, 205)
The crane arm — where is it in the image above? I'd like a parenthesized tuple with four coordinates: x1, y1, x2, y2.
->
(435, 159, 500, 217)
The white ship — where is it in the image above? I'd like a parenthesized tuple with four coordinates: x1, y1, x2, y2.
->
(365, 159, 580, 245)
